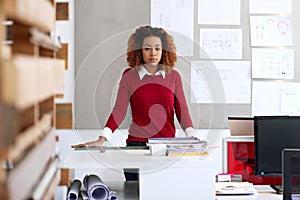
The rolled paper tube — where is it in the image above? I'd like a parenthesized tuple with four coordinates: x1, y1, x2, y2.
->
(67, 179, 82, 200)
(83, 174, 111, 200)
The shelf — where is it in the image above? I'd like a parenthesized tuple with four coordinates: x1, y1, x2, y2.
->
(2, 0, 55, 32)
(31, 157, 60, 199)
(0, 45, 11, 60)
(55, 103, 73, 129)
(0, 95, 55, 153)
(1, 113, 53, 163)
(0, 0, 64, 199)
(0, 55, 65, 109)
(1, 129, 56, 199)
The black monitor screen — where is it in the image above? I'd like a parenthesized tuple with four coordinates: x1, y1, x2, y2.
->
(254, 116, 300, 176)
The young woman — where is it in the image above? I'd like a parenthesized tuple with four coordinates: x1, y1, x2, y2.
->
(72, 25, 195, 180)
(73, 26, 194, 147)
(72, 25, 195, 148)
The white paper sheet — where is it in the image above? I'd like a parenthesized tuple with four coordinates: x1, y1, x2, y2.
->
(215, 181, 256, 195)
(67, 179, 82, 200)
(250, 16, 292, 47)
(252, 48, 294, 79)
(280, 85, 300, 115)
(151, 0, 194, 56)
(199, 28, 242, 59)
(249, 0, 292, 14)
(198, 0, 241, 25)
(191, 61, 251, 103)
(252, 81, 300, 116)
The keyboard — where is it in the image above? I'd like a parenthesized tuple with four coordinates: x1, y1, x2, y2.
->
(271, 184, 300, 194)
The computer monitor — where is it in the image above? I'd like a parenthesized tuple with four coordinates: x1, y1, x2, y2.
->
(282, 148, 300, 199)
(254, 116, 300, 176)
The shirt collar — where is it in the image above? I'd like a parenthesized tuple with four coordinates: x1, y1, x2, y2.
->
(138, 65, 166, 80)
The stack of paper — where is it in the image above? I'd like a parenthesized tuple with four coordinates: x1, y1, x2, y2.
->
(215, 182, 256, 195)
(148, 137, 208, 156)
(166, 143, 208, 156)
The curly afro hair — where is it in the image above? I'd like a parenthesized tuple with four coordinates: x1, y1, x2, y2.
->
(127, 26, 177, 72)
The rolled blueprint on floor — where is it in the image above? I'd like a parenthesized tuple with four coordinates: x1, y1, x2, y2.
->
(67, 179, 82, 200)
(109, 190, 117, 200)
(83, 174, 113, 200)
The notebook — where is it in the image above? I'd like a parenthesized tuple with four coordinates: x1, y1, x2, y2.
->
(228, 117, 254, 136)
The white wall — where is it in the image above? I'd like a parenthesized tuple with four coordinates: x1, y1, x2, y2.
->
(55, 0, 75, 103)
(74, 0, 300, 129)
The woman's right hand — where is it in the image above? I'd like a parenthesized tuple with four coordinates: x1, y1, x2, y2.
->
(71, 136, 107, 148)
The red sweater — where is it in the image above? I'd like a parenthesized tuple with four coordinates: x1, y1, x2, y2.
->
(105, 68, 194, 143)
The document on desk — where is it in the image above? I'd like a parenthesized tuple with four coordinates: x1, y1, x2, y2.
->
(215, 182, 256, 195)
(292, 194, 300, 200)
(253, 185, 276, 193)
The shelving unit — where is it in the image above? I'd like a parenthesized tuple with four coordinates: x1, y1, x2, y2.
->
(0, 0, 65, 199)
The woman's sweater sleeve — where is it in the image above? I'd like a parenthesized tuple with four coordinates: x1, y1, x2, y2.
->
(105, 69, 131, 132)
(174, 72, 194, 130)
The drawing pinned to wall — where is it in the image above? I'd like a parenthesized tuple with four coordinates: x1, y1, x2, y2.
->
(250, 16, 292, 46)
(151, 0, 194, 56)
(198, 0, 241, 25)
(252, 81, 300, 116)
(199, 28, 242, 59)
(191, 61, 251, 104)
(281, 86, 300, 115)
(249, 0, 292, 14)
(252, 48, 294, 79)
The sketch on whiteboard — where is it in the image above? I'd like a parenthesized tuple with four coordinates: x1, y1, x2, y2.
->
(199, 28, 242, 59)
(198, 0, 241, 25)
(252, 81, 300, 116)
(252, 48, 294, 79)
(151, 0, 194, 56)
(250, 16, 292, 46)
(249, 0, 292, 14)
(191, 61, 251, 104)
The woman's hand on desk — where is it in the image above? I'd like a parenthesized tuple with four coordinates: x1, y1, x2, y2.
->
(71, 136, 107, 148)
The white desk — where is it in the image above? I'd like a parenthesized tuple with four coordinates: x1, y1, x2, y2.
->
(55, 129, 230, 199)
(56, 129, 291, 200)
(63, 148, 217, 200)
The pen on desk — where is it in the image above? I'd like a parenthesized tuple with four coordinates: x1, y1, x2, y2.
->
(208, 146, 220, 149)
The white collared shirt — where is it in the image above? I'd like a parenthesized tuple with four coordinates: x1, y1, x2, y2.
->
(138, 65, 166, 80)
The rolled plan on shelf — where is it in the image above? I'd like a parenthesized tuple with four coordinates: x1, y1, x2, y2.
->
(83, 174, 111, 200)
(67, 179, 82, 200)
